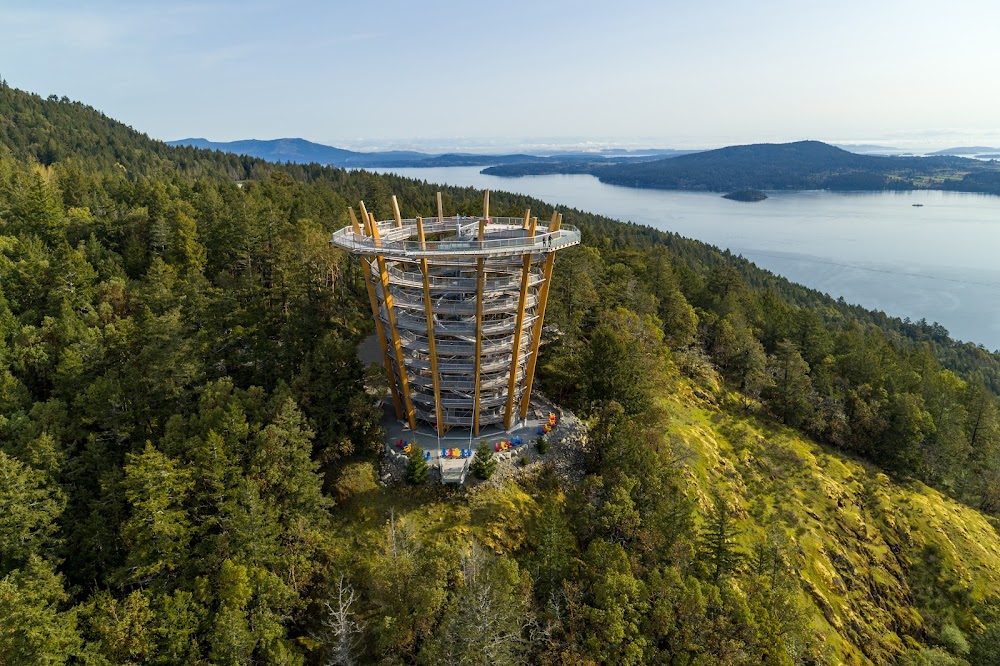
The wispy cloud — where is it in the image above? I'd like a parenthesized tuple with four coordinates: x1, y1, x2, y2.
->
(0, 3, 229, 52)
(0, 7, 129, 50)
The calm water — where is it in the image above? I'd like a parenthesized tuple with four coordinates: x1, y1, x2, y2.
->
(374, 167, 1000, 350)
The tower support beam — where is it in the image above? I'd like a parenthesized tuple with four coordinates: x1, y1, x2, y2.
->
(504, 211, 534, 429)
(362, 201, 417, 430)
(520, 212, 562, 420)
(351, 207, 403, 418)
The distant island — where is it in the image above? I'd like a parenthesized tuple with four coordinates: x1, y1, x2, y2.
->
(723, 188, 768, 202)
(482, 162, 596, 177)
(483, 141, 1000, 196)
(928, 146, 1000, 156)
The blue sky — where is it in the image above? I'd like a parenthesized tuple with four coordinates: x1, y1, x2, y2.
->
(2, 0, 999, 151)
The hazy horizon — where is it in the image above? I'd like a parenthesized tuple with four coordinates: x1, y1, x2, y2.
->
(287, 131, 1000, 155)
(3, 1, 999, 152)
(171, 132, 1000, 156)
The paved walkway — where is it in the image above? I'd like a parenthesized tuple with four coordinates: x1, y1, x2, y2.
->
(380, 398, 556, 465)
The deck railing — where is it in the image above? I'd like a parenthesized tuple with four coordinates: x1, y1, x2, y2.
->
(331, 216, 581, 258)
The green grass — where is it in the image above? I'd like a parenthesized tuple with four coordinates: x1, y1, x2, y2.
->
(667, 385, 1000, 664)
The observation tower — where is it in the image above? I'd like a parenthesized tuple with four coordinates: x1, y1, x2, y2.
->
(331, 191, 580, 436)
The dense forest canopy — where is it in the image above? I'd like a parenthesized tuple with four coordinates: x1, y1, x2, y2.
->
(3, 81, 1000, 665)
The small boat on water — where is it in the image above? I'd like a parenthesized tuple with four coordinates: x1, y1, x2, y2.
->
(912, 204, 924, 207)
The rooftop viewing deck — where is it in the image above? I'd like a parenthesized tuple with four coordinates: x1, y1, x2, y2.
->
(330, 216, 581, 259)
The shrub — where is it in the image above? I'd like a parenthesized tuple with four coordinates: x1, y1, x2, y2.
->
(938, 623, 969, 657)
(471, 442, 496, 480)
(970, 622, 1000, 665)
(536, 436, 549, 454)
(334, 462, 378, 502)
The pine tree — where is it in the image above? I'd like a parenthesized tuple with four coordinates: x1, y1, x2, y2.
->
(0, 555, 82, 664)
(79, 590, 154, 664)
(0, 451, 65, 570)
(120, 444, 193, 586)
(529, 499, 575, 600)
(405, 446, 428, 485)
(765, 339, 814, 427)
(697, 494, 743, 583)
(471, 441, 496, 480)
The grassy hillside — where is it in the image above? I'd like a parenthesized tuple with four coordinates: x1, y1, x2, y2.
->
(664, 385, 1000, 664)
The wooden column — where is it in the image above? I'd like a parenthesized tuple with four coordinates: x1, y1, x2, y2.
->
(520, 212, 562, 420)
(391, 195, 403, 228)
(504, 212, 536, 429)
(361, 201, 417, 430)
(416, 216, 444, 434)
(437, 191, 444, 223)
(473, 217, 486, 436)
(349, 207, 362, 235)
(352, 206, 402, 418)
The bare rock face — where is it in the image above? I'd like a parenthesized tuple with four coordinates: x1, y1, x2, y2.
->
(379, 451, 407, 485)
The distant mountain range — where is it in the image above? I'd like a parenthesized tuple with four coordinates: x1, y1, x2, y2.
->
(483, 140, 1000, 195)
(167, 137, 699, 168)
(166, 137, 1000, 195)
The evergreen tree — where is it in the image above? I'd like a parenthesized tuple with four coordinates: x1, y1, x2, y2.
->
(0, 556, 82, 664)
(970, 622, 1000, 665)
(697, 494, 743, 583)
(528, 498, 576, 601)
(0, 451, 65, 570)
(579, 538, 649, 665)
(78, 590, 154, 665)
(471, 441, 496, 480)
(120, 444, 193, 586)
(582, 307, 664, 415)
(765, 339, 814, 427)
(405, 446, 428, 485)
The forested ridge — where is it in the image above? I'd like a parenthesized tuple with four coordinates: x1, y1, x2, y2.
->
(484, 140, 1000, 195)
(4, 82, 1000, 665)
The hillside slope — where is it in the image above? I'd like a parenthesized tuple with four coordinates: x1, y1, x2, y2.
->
(667, 387, 1000, 664)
